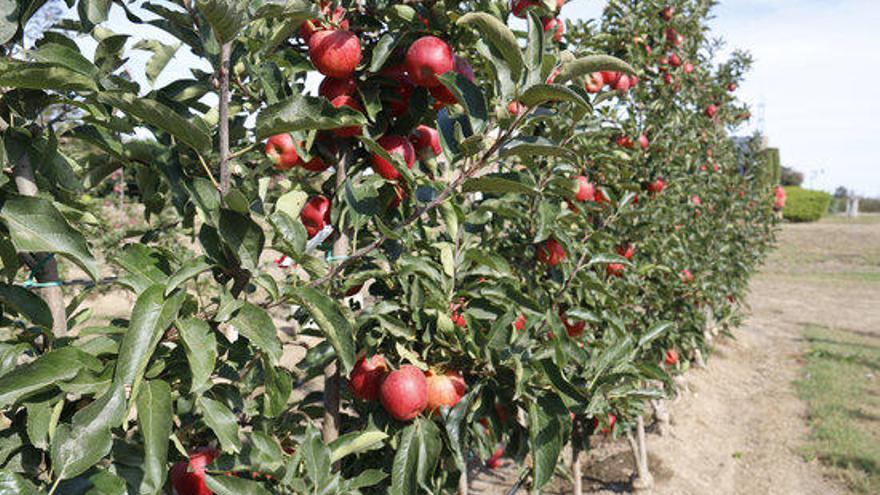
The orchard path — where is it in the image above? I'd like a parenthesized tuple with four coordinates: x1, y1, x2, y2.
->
(475, 215, 880, 494)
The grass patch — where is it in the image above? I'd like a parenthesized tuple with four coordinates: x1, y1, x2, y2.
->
(796, 324, 880, 494)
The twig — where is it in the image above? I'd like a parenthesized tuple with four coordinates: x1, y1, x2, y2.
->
(218, 41, 232, 193)
(196, 153, 221, 191)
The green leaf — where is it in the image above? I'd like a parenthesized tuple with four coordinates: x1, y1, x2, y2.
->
(329, 430, 388, 463)
(226, 303, 282, 365)
(97, 92, 211, 152)
(269, 211, 307, 256)
(51, 383, 126, 479)
(436, 72, 488, 134)
(462, 175, 537, 196)
(137, 380, 173, 494)
(457, 12, 523, 81)
(165, 256, 212, 295)
(198, 396, 242, 453)
(251, 0, 315, 21)
(1, 196, 99, 280)
(293, 287, 356, 373)
(555, 54, 635, 84)
(0, 59, 98, 92)
(78, 0, 110, 29)
(114, 285, 185, 387)
(177, 318, 217, 393)
(528, 393, 566, 490)
(499, 136, 577, 162)
(196, 0, 245, 43)
(524, 12, 544, 87)
(0, 470, 41, 495)
(519, 83, 590, 110)
(132, 39, 180, 85)
(114, 244, 171, 295)
(204, 474, 272, 495)
(25, 399, 54, 450)
(369, 33, 399, 72)
(0, 0, 18, 46)
(255, 92, 367, 139)
(0, 283, 52, 328)
(390, 418, 441, 495)
(262, 358, 291, 418)
(218, 209, 265, 271)
(638, 321, 673, 348)
(33, 43, 98, 77)
(0, 347, 83, 409)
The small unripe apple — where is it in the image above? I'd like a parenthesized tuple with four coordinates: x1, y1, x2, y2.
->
(705, 104, 718, 118)
(410, 125, 442, 160)
(405, 36, 454, 88)
(349, 355, 389, 401)
(665, 348, 679, 365)
(542, 17, 564, 42)
(265, 133, 300, 170)
(536, 238, 565, 266)
(300, 195, 331, 238)
(380, 365, 428, 421)
(637, 134, 649, 150)
(370, 135, 415, 180)
(584, 72, 604, 93)
(308, 29, 362, 78)
(319, 76, 357, 101)
(573, 175, 596, 202)
(425, 369, 467, 413)
(170, 448, 219, 495)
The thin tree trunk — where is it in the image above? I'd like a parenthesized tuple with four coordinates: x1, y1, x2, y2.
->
(13, 153, 67, 338)
(218, 41, 232, 194)
(458, 471, 468, 495)
(632, 416, 654, 491)
(572, 434, 583, 495)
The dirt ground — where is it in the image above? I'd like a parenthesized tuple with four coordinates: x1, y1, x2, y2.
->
(472, 215, 880, 494)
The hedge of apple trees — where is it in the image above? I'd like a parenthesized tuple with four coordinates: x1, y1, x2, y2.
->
(0, 0, 776, 493)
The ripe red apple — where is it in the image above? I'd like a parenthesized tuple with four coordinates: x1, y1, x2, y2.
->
(661, 6, 675, 21)
(666, 28, 683, 46)
(170, 448, 219, 495)
(300, 153, 329, 172)
(387, 183, 408, 210)
(410, 125, 441, 160)
(616, 243, 634, 260)
(308, 29, 362, 78)
(380, 365, 428, 421)
(584, 72, 604, 93)
(637, 134, 649, 150)
(486, 445, 505, 469)
(379, 65, 414, 116)
(705, 104, 718, 118)
(680, 269, 694, 283)
(663, 72, 673, 85)
(300, 195, 331, 238)
(691, 195, 702, 206)
(616, 135, 634, 148)
(606, 263, 625, 278)
(514, 314, 527, 331)
(668, 53, 681, 67)
(349, 355, 389, 401)
(573, 175, 596, 202)
(511, 0, 539, 17)
(601, 71, 620, 87)
(405, 36, 454, 88)
(614, 74, 632, 92)
(592, 413, 617, 433)
(542, 17, 564, 42)
(647, 177, 666, 194)
(560, 311, 585, 337)
(299, 3, 348, 42)
(265, 133, 300, 170)
(536, 238, 565, 266)
(451, 309, 467, 328)
(728, 82, 737, 92)
(319, 76, 357, 101)
(330, 95, 363, 137)
(683, 62, 694, 74)
(429, 55, 475, 104)
(665, 348, 679, 365)
(425, 369, 466, 413)
(371, 135, 416, 180)
(507, 100, 525, 115)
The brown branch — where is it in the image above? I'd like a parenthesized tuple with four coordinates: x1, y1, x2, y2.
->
(218, 41, 232, 194)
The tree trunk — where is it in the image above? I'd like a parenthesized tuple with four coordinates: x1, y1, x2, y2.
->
(692, 348, 706, 369)
(652, 398, 671, 437)
(572, 441, 583, 495)
(218, 41, 232, 194)
(628, 417, 654, 492)
(13, 153, 67, 338)
(458, 471, 468, 495)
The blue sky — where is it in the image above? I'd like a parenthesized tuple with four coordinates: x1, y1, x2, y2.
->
(61, 0, 880, 196)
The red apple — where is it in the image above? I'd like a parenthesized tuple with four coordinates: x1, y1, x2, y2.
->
(637, 134, 649, 150)
(663, 72, 673, 85)
(349, 355, 389, 401)
(705, 104, 717, 118)
(616, 243, 634, 260)
(387, 183, 408, 210)
(666, 28, 683, 46)
(265, 133, 300, 171)
(614, 74, 632, 92)
(170, 448, 219, 495)
(319, 76, 357, 101)
(665, 348, 679, 365)
(425, 369, 467, 413)
(601, 71, 620, 87)
(592, 413, 616, 433)
(507, 100, 525, 115)
(683, 62, 694, 74)
(299, 3, 348, 42)
(514, 314, 527, 331)
(511, 0, 540, 17)
(380, 365, 428, 421)
(379, 65, 414, 116)
(680, 269, 694, 283)
(616, 135, 634, 148)
(647, 177, 666, 194)
(560, 311, 585, 337)
(371, 135, 416, 180)
(574, 175, 596, 202)
(300, 153, 329, 172)
(308, 29, 362, 78)
(728, 82, 737, 92)
(486, 445, 505, 469)
(300, 195, 331, 238)
(536, 238, 565, 266)
(661, 6, 675, 21)
(606, 263, 625, 278)
(584, 72, 604, 93)
(405, 36, 454, 88)
(330, 95, 363, 137)
(668, 53, 681, 67)
(542, 17, 564, 42)
(410, 125, 442, 160)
